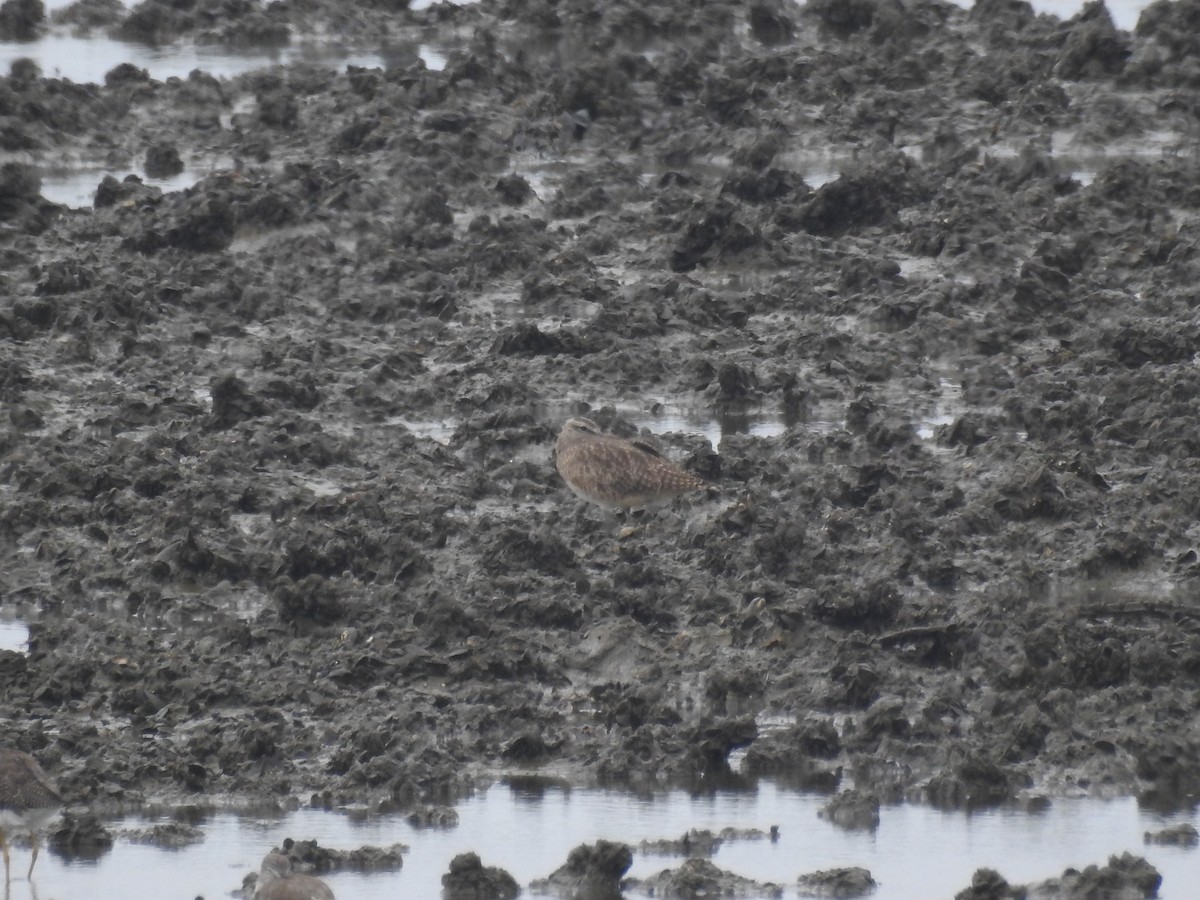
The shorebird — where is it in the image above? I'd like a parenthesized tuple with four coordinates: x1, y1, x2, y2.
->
(554, 416, 708, 509)
(0, 749, 63, 883)
(256, 851, 336, 900)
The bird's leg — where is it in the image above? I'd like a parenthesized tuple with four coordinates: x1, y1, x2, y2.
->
(1, 829, 10, 884)
(27, 832, 39, 879)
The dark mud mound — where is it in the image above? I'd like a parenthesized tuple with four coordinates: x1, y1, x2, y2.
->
(797, 866, 876, 899)
(631, 857, 784, 898)
(956, 852, 1161, 899)
(442, 852, 519, 900)
(531, 840, 631, 899)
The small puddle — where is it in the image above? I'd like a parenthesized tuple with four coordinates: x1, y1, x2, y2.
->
(294, 474, 343, 498)
(230, 512, 271, 538)
(629, 406, 788, 450)
(23, 783, 1200, 900)
(1048, 569, 1182, 610)
(391, 399, 987, 452)
(0, 34, 390, 85)
(142, 584, 270, 627)
(4, 29, 445, 206)
(38, 165, 212, 209)
(387, 416, 457, 445)
(508, 150, 837, 220)
(894, 253, 977, 286)
(913, 377, 962, 441)
(803, 164, 840, 188)
(0, 615, 30, 653)
(417, 42, 450, 72)
(461, 285, 602, 331)
(784, 375, 1028, 449)
(4, 33, 446, 207)
(975, 128, 1183, 189)
(947, 0, 1146, 31)
(774, 150, 842, 189)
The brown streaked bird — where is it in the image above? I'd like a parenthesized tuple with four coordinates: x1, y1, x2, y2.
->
(0, 749, 63, 883)
(256, 851, 336, 900)
(555, 416, 708, 509)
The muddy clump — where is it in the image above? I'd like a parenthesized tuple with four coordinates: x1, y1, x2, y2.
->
(442, 852, 520, 900)
(797, 866, 877, 899)
(956, 852, 1161, 900)
(530, 840, 631, 900)
(630, 858, 784, 898)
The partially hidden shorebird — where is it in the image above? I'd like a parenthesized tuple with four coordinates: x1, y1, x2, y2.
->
(256, 851, 336, 900)
(0, 748, 63, 883)
(555, 416, 708, 510)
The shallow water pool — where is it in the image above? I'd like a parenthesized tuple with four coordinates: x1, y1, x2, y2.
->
(14, 782, 1198, 900)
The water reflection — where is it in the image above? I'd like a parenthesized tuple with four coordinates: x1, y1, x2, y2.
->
(774, 150, 840, 189)
(25, 784, 1200, 900)
(914, 378, 962, 441)
(946, 0, 1148, 31)
(389, 415, 457, 446)
(630, 407, 787, 450)
(393, 399, 999, 453)
(0, 615, 30, 653)
(0, 33, 393, 84)
(3, 30, 447, 206)
(38, 166, 204, 209)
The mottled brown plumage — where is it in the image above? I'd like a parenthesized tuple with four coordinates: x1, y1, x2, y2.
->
(555, 416, 708, 509)
(0, 749, 63, 883)
(256, 851, 336, 900)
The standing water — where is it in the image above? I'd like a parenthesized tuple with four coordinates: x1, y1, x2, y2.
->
(15, 782, 1199, 899)
(0, 616, 30, 653)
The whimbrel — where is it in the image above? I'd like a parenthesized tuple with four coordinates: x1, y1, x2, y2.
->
(0, 748, 63, 883)
(554, 416, 708, 509)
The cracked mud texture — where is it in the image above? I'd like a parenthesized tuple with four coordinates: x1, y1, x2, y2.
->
(2, 0, 1200, 826)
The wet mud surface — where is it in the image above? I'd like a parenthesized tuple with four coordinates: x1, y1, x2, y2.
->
(3, 0, 1200, 868)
